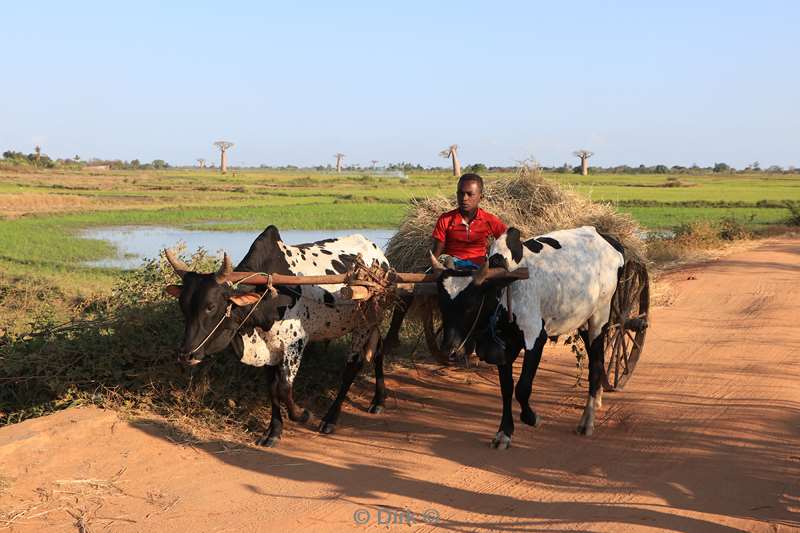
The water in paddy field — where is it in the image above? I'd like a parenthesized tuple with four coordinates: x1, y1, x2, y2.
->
(80, 226, 397, 270)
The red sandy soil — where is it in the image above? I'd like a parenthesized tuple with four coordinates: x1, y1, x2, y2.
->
(1, 239, 799, 532)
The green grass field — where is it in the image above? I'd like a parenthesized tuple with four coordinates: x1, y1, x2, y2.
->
(1, 167, 799, 295)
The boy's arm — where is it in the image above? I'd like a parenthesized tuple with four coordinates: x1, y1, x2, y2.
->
(431, 238, 445, 257)
(491, 214, 508, 238)
(431, 215, 448, 257)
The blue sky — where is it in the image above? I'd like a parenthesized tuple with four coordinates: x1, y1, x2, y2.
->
(1, 1, 797, 168)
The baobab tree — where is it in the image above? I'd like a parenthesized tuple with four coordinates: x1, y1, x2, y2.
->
(213, 141, 234, 174)
(370, 160, 379, 169)
(196, 158, 206, 168)
(334, 153, 345, 173)
(439, 144, 461, 177)
(573, 149, 593, 176)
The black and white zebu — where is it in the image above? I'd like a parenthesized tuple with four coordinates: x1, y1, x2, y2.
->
(164, 225, 390, 447)
(433, 226, 626, 449)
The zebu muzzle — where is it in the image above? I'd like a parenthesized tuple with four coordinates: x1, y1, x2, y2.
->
(178, 350, 205, 366)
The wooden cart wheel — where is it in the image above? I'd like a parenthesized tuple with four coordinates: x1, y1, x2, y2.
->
(421, 296, 449, 363)
(602, 260, 650, 392)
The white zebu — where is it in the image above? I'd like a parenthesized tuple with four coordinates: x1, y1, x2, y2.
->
(434, 226, 624, 448)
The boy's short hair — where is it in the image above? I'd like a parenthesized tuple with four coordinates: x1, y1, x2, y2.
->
(458, 173, 484, 193)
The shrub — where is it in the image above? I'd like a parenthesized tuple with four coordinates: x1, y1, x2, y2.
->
(718, 215, 751, 240)
(647, 216, 751, 265)
(0, 243, 365, 437)
(465, 163, 488, 174)
(784, 201, 800, 226)
(675, 220, 720, 246)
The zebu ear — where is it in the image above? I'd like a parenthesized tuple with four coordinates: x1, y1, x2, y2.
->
(165, 285, 182, 298)
(228, 292, 261, 306)
(506, 228, 523, 264)
(275, 294, 295, 308)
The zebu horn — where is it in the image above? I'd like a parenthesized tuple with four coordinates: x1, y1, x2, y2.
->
(215, 253, 233, 283)
(429, 251, 445, 271)
(164, 248, 190, 279)
(472, 260, 491, 286)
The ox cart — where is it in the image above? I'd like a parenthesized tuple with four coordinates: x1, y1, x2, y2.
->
(412, 259, 649, 391)
(224, 255, 649, 391)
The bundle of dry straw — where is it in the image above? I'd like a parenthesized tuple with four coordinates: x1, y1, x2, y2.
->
(385, 169, 646, 272)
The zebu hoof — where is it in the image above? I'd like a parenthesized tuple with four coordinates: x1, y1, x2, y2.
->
(520, 409, 541, 427)
(576, 407, 596, 436)
(296, 409, 311, 424)
(318, 421, 336, 435)
(368, 403, 384, 415)
(257, 434, 281, 447)
(491, 431, 512, 450)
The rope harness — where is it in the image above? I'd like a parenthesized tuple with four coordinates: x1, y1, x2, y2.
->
(186, 303, 234, 355)
(185, 273, 276, 356)
(488, 287, 515, 352)
(450, 294, 485, 360)
(183, 263, 371, 356)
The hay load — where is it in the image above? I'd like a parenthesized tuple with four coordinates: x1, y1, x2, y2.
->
(385, 171, 646, 272)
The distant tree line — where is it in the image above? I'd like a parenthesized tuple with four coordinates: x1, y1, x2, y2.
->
(242, 161, 800, 175)
(2, 149, 58, 168)
(2, 147, 796, 175)
(1, 148, 171, 170)
(541, 160, 795, 175)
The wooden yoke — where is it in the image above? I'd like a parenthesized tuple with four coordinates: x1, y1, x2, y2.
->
(221, 261, 528, 303)
(222, 271, 443, 286)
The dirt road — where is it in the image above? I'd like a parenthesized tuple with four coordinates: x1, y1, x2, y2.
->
(2, 239, 799, 532)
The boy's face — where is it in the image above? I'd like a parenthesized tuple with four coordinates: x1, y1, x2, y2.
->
(457, 180, 481, 215)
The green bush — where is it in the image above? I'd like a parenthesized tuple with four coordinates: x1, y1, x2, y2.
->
(0, 248, 360, 435)
(784, 201, 800, 226)
(675, 220, 720, 245)
(717, 215, 751, 240)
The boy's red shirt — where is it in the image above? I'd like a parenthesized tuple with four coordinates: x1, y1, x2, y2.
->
(431, 208, 507, 265)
